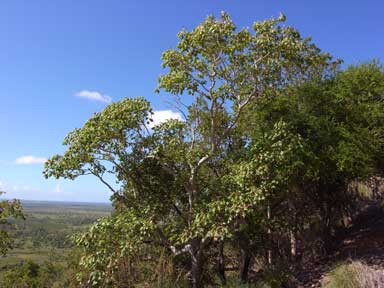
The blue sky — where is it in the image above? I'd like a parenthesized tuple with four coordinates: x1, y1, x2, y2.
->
(0, 1, 382, 203)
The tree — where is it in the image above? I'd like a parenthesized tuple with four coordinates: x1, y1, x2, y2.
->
(235, 61, 384, 262)
(0, 192, 24, 255)
(44, 12, 337, 287)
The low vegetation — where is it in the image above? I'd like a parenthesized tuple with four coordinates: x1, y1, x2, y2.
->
(323, 261, 384, 288)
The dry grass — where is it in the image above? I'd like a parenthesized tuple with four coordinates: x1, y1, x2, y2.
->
(322, 261, 384, 288)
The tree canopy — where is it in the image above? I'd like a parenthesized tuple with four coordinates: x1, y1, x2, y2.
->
(44, 12, 384, 288)
(0, 193, 24, 255)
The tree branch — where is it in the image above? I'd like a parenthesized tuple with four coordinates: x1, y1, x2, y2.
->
(91, 171, 117, 194)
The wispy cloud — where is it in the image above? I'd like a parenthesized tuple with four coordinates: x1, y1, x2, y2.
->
(150, 110, 183, 128)
(15, 155, 47, 165)
(75, 90, 112, 103)
(11, 185, 40, 192)
(55, 183, 62, 194)
(0, 181, 40, 195)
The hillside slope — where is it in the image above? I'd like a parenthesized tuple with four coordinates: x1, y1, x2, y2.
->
(297, 200, 384, 287)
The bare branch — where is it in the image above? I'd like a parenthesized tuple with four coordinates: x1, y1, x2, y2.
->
(91, 172, 117, 194)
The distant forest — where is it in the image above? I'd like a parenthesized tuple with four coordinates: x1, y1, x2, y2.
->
(0, 201, 111, 287)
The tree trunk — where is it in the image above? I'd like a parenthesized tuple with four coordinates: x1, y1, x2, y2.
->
(217, 241, 226, 285)
(267, 205, 272, 265)
(322, 223, 334, 254)
(239, 246, 251, 283)
(288, 199, 297, 262)
(190, 239, 204, 288)
(322, 202, 335, 254)
(290, 230, 297, 261)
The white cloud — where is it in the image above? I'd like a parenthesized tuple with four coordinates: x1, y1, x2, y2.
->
(150, 110, 183, 128)
(75, 90, 112, 103)
(15, 155, 47, 165)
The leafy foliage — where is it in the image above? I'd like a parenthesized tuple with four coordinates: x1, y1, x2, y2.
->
(0, 193, 24, 255)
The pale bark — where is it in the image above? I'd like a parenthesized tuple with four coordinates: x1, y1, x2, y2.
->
(290, 230, 297, 261)
(267, 205, 272, 265)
